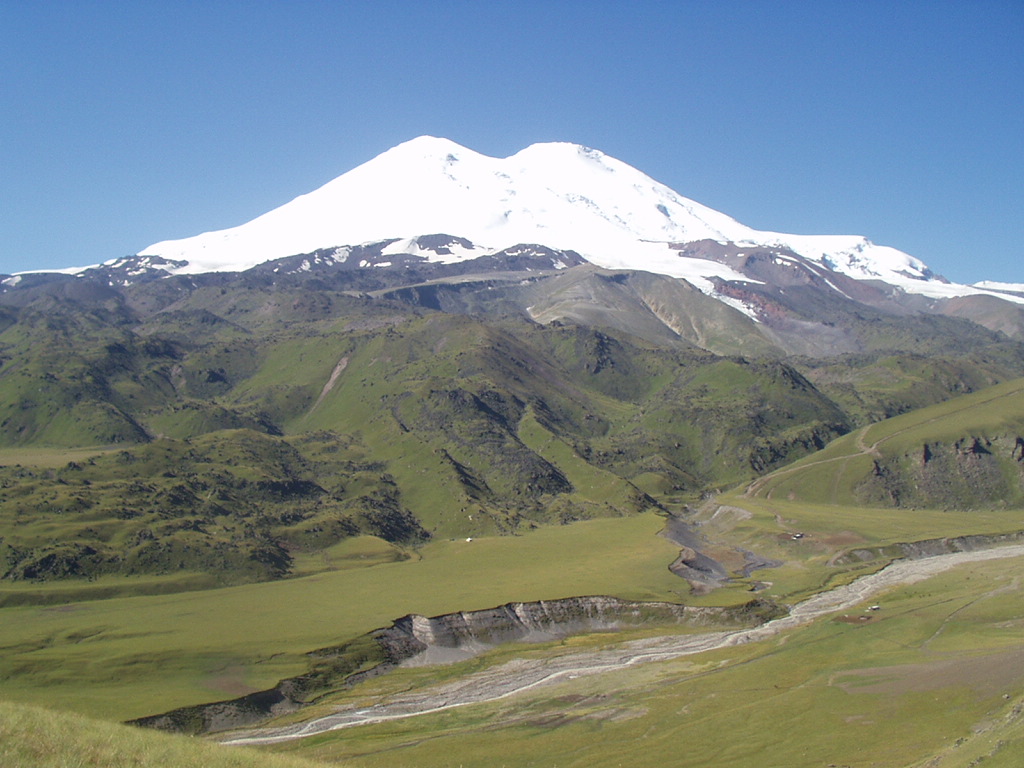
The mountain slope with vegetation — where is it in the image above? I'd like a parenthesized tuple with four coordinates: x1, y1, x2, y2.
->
(1, 258, 1023, 584)
(744, 376, 1024, 508)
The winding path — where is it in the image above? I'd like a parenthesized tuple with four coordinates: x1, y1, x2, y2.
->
(221, 542, 1024, 747)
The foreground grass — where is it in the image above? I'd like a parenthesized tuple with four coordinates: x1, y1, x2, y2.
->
(0, 700, 324, 768)
(266, 554, 1024, 768)
(0, 513, 685, 721)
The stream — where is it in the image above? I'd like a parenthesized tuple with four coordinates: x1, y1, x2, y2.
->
(222, 543, 1024, 746)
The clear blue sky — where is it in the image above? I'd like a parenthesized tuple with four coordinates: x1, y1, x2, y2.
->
(2, 1, 1021, 284)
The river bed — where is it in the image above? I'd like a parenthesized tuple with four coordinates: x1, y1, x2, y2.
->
(222, 542, 1024, 746)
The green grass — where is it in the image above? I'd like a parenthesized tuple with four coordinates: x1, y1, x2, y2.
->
(0, 699, 325, 768)
(744, 376, 1024, 506)
(0, 571, 224, 607)
(0, 445, 121, 468)
(517, 406, 651, 513)
(289, 535, 408, 575)
(699, 492, 1024, 602)
(857, 375, 1024, 449)
(0, 513, 684, 722)
(264, 553, 1024, 768)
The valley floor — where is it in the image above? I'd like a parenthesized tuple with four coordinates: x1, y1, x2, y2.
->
(247, 541, 1024, 768)
(222, 542, 1024, 749)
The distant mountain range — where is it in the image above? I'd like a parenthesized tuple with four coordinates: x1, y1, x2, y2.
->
(5, 136, 1022, 346)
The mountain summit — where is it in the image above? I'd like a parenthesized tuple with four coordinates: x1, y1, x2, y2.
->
(9, 137, 1017, 320)
(137, 136, 989, 300)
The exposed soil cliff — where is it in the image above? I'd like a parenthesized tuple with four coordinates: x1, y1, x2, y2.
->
(832, 529, 1024, 565)
(220, 542, 1024, 748)
(379, 596, 766, 666)
(129, 595, 779, 735)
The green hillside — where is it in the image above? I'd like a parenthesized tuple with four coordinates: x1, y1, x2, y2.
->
(3, 266, 1023, 586)
(744, 376, 1024, 508)
(0, 278, 876, 584)
(0, 700, 323, 768)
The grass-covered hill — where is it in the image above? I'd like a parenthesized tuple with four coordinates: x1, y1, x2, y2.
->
(0, 430, 425, 585)
(0, 700, 324, 768)
(745, 376, 1024, 509)
(2, 262, 1023, 584)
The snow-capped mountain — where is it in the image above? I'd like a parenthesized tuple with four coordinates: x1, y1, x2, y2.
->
(10, 135, 1021, 337)
(132, 136, 1012, 305)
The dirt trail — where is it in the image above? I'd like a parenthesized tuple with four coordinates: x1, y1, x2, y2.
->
(221, 543, 1024, 747)
(743, 424, 880, 499)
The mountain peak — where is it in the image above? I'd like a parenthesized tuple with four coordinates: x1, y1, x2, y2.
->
(380, 135, 476, 160)
(128, 137, 1016, 306)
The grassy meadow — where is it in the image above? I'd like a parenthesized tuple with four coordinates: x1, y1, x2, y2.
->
(0, 699, 323, 768)
(4, 450, 1023, 726)
(0, 513, 685, 721)
(263, 554, 1024, 768)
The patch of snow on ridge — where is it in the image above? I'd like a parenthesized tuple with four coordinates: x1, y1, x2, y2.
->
(712, 293, 760, 321)
(670, 253, 762, 292)
(819, 277, 854, 301)
(975, 280, 1024, 295)
(381, 236, 486, 263)
(327, 246, 351, 264)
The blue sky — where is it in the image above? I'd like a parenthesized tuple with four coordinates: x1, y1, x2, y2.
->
(1, 1, 1021, 284)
